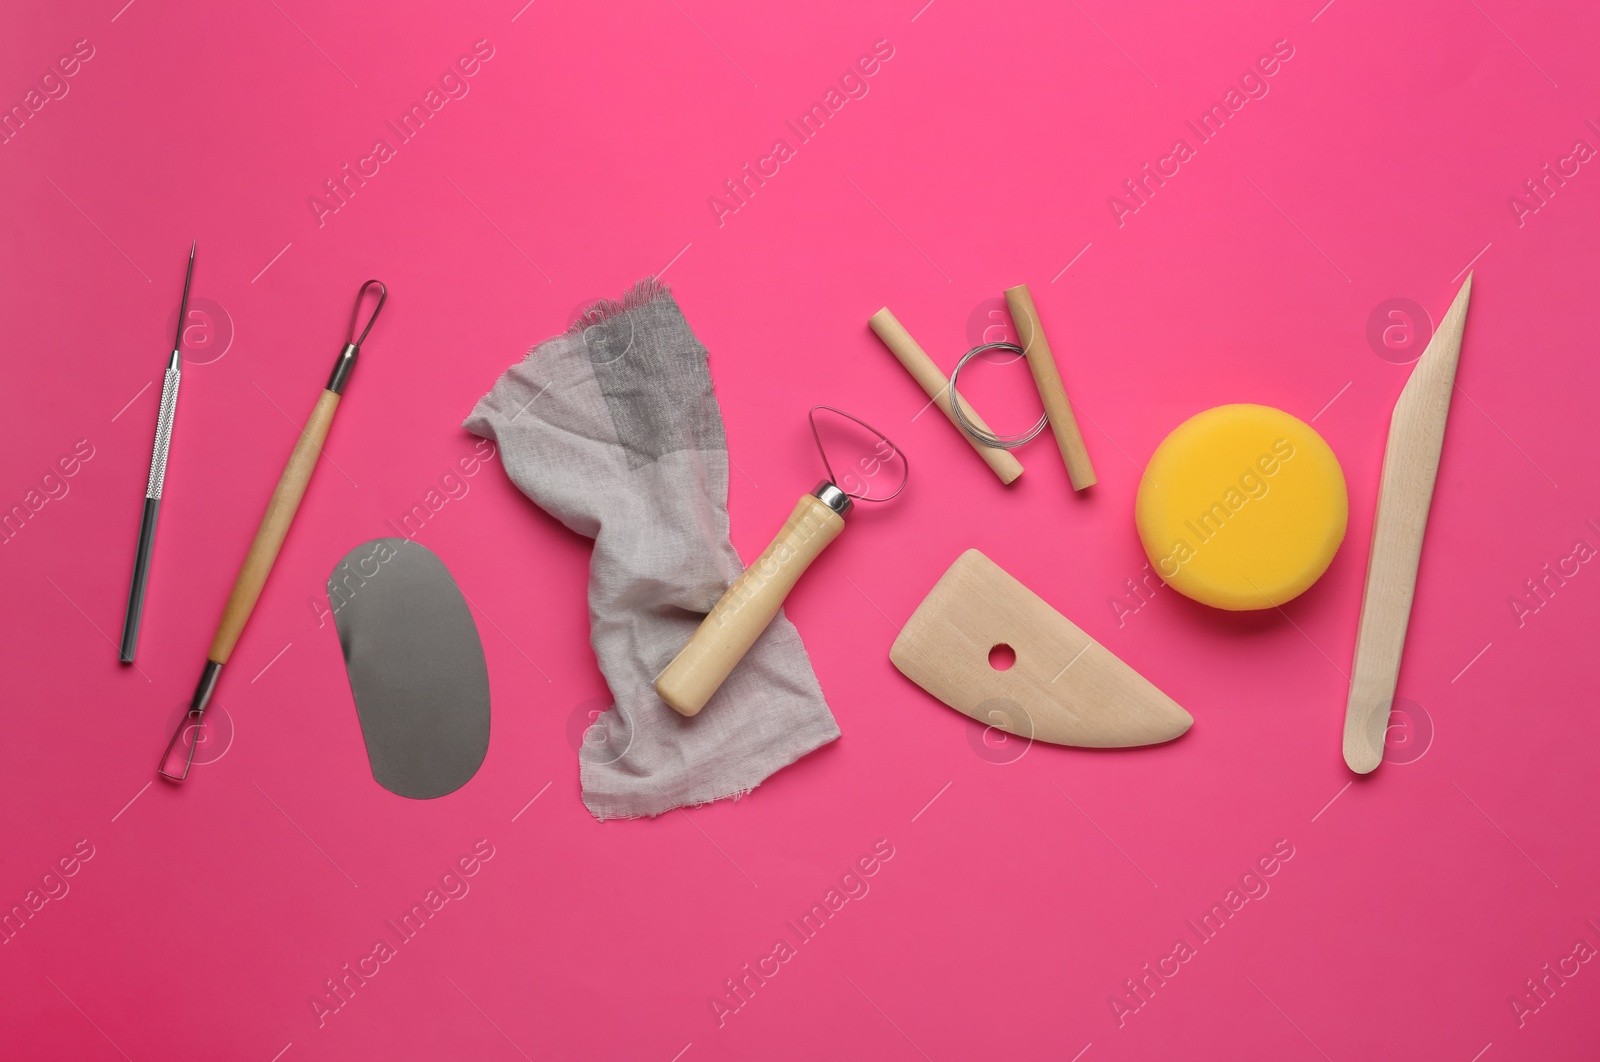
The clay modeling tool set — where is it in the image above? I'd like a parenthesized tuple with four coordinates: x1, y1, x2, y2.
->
(655, 406, 907, 717)
(119, 241, 196, 663)
(158, 280, 388, 782)
(865, 276, 1479, 772)
(121, 256, 1476, 795)
(1344, 275, 1473, 773)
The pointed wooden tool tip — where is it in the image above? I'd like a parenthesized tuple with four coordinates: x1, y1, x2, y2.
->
(1438, 272, 1472, 326)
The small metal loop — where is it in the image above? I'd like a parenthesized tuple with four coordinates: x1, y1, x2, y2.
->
(808, 404, 909, 503)
(347, 279, 388, 349)
(948, 342, 1050, 450)
(158, 708, 203, 781)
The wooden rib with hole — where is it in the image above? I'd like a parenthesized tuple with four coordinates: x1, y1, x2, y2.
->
(1343, 274, 1473, 774)
(890, 550, 1191, 747)
(1005, 284, 1096, 489)
(869, 307, 1024, 484)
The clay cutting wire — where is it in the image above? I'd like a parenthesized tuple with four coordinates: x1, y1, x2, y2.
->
(947, 342, 1050, 450)
(808, 404, 909, 502)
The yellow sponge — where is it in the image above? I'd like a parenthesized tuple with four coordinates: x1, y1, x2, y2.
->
(1136, 404, 1347, 610)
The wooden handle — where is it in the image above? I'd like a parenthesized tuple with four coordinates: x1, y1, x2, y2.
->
(1344, 275, 1473, 773)
(868, 307, 1024, 485)
(656, 493, 846, 716)
(209, 389, 341, 663)
(1004, 284, 1096, 490)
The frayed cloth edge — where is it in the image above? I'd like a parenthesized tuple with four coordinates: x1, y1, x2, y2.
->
(581, 719, 842, 822)
(583, 777, 759, 822)
(564, 277, 671, 335)
(461, 277, 670, 435)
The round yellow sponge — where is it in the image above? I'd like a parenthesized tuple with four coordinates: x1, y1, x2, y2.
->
(1136, 404, 1347, 610)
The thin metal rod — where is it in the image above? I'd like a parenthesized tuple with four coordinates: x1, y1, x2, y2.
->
(171, 240, 196, 353)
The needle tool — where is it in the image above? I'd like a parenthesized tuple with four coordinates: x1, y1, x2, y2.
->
(119, 241, 196, 663)
(158, 280, 387, 782)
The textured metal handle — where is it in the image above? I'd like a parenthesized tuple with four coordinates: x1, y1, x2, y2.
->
(145, 361, 182, 499)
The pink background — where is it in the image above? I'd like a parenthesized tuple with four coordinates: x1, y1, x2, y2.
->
(3, 0, 1598, 1058)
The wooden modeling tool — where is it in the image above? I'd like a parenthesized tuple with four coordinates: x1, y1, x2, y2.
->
(891, 550, 1192, 747)
(158, 280, 387, 782)
(656, 407, 907, 717)
(869, 307, 1024, 484)
(1343, 274, 1473, 774)
(1004, 284, 1096, 489)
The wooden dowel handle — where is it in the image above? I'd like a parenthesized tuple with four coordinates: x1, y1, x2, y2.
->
(208, 389, 341, 663)
(1004, 284, 1096, 490)
(656, 493, 846, 717)
(869, 307, 1024, 485)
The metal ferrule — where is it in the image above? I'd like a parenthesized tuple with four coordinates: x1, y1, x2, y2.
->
(326, 342, 360, 394)
(190, 660, 224, 715)
(812, 480, 853, 517)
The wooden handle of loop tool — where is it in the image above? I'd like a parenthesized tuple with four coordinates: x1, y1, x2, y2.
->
(656, 490, 847, 717)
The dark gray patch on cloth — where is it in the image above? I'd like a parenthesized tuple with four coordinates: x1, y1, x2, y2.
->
(329, 538, 489, 799)
(586, 293, 724, 468)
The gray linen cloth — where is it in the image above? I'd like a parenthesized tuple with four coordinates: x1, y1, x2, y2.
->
(463, 280, 840, 820)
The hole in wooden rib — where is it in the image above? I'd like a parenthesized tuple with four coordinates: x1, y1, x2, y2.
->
(988, 643, 1016, 671)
